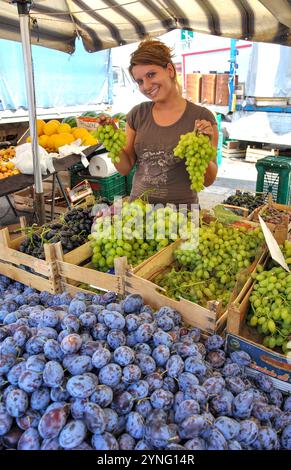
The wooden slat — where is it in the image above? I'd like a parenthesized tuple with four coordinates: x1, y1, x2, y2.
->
(132, 240, 180, 274)
(61, 282, 109, 296)
(63, 241, 92, 264)
(132, 240, 180, 279)
(43, 244, 61, 293)
(0, 245, 50, 276)
(125, 273, 216, 333)
(56, 260, 123, 294)
(9, 234, 26, 250)
(226, 303, 241, 335)
(222, 204, 249, 218)
(0, 260, 56, 293)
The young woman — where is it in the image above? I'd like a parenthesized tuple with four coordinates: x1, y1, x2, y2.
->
(114, 39, 219, 206)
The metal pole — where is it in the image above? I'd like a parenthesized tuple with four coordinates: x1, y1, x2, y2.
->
(15, 0, 45, 225)
(228, 38, 238, 112)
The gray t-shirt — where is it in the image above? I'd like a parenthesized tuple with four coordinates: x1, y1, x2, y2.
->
(127, 100, 217, 206)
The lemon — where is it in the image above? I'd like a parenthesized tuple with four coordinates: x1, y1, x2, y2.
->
(26, 136, 31, 142)
(46, 134, 57, 150)
(54, 133, 75, 149)
(43, 120, 60, 136)
(72, 127, 89, 140)
(37, 119, 46, 136)
(57, 123, 72, 134)
(39, 134, 49, 148)
(82, 136, 98, 146)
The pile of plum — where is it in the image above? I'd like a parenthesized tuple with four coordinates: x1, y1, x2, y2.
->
(0, 275, 290, 450)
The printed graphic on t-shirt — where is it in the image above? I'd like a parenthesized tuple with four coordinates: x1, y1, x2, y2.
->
(137, 144, 181, 186)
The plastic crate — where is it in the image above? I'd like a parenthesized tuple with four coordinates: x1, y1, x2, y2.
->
(71, 170, 126, 202)
(126, 165, 136, 195)
(255, 156, 291, 205)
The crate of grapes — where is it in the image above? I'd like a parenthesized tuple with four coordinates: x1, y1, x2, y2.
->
(226, 259, 291, 392)
(0, 204, 96, 294)
(125, 222, 267, 335)
(249, 196, 291, 245)
(0, 227, 60, 294)
(222, 190, 267, 218)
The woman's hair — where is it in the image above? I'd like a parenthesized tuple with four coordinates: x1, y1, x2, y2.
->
(129, 38, 177, 80)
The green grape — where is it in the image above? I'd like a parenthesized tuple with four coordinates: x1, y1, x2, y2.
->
(89, 200, 189, 272)
(96, 120, 127, 163)
(173, 131, 215, 192)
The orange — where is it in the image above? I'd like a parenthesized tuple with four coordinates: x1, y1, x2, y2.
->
(6, 161, 14, 170)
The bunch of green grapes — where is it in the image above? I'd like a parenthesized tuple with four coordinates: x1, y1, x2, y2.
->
(174, 221, 264, 280)
(248, 265, 291, 353)
(282, 239, 291, 266)
(155, 268, 231, 308)
(94, 117, 126, 163)
(153, 220, 265, 308)
(173, 131, 216, 192)
(88, 200, 190, 272)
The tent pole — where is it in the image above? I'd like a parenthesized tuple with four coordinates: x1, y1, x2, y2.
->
(15, 0, 45, 225)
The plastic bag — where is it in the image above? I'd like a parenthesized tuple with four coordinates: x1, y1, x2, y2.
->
(14, 143, 55, 175)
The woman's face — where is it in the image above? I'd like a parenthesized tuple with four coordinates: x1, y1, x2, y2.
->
(131, 63, 175, 102)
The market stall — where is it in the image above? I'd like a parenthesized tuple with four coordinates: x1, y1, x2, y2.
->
(0, 0, 290, 455)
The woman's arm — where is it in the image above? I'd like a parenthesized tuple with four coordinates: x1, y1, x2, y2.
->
(113, 123, 137, 176)
(195, 119, 219, 187)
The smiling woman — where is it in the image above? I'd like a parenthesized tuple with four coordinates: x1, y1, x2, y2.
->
(111, 39, 219, 206)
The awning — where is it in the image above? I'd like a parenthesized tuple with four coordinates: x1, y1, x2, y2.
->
(0, 0, 290, 53)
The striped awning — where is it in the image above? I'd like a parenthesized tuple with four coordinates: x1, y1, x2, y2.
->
(0, 0, 290, 53)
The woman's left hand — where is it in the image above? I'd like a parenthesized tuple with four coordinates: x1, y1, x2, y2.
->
(194, 120, 214, 138)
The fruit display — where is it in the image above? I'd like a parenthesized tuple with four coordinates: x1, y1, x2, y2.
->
(0, 275, 290, 450)
(173, 131, 216, 192)
(19, 206, 93, 258)
(26, 119, 98, 153)
(223, 191, 266, 213)
(89, 198, 189, 271)
(92, 116, 127, 163)
(247, 240, 291, 353)
(0, 161, 20, 179)
(260, 206, 291, 224)
(0, 146, 21, 179)
(0, 146, 16, 162)
(112, 112, 126, 130)
(154, 221, 265, 309)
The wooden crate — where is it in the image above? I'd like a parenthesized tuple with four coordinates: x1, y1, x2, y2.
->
(0, 227, 60, 294)
(13, 187, 67, 217)
(54, 242, 124, 296)
(227, 278, 291, 392)
(125, 238, 267, 335)
(248, 197, 291, 244)
(245, 146, 279, 163)
(221, 204, 249, 218)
